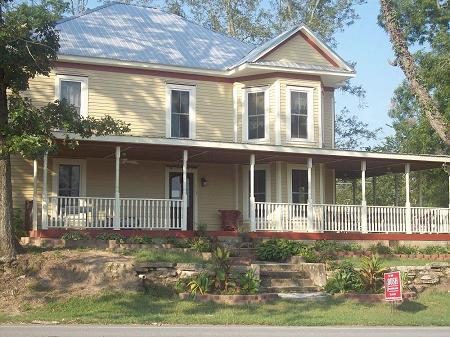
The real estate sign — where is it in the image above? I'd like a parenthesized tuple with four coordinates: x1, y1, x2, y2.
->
(384, 271, 402, 301)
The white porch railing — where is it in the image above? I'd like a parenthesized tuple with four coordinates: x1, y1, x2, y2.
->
(47, 196, 183, 229)
(255, 202, 450, 234)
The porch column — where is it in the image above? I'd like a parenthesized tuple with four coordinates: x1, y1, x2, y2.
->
(405, 163, 412, 234)
(182, 150, 188, 231)
(113, 146, 121, 230)
(249, 154, 256, 231)
(41, 153, 48, 230)
(32, 159, 38, 231)
(361, 161, 368, 234)
(307, 158, 313, 232)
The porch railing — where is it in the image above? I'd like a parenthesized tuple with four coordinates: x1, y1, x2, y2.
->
(47, 196, 183, 229)
(255, 202, 450, 234)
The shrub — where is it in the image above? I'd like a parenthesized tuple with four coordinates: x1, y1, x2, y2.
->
(340, 242, 362, 252)
(13, 208, 26, 240)
(212, 246, 236, 292)
(187, 272, 212, 297)
(126, 236, 153, 244)
(419, 245, 448, 255)
(95, 232, 125, 242)
(189, 237, 212, 252)
(238, 269, 260, 295)
(297, 246, 320, 263)
(164, 237, 190, 248)
(359, 255, 387, 293)
(257, 239, 306, 262)
(369, 243, 392, 255)
(61, 231, 89, 241)
(325, 261, 362, 294)
(393, 245, 419, 255)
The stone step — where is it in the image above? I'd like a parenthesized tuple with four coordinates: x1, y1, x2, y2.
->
(261, 278, 313, 288)
(261, 285, 320, 293)
(260, 270, 309, 279)
(258, 263, 302, 272)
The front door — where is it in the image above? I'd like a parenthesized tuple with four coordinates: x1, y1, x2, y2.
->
(58, 164, 81, 214)
(169, 172, 194, 230)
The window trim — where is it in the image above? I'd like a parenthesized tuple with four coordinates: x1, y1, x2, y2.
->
(287, 164, 315, 204)
(55, 74, 88, 118)
(286, 86, 314, 143)
(166, 84, 196, 139)
(242, 86, 270, 142)
(242, 164, 271, 220)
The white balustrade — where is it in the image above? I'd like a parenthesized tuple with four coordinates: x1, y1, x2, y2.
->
(367, 206, 407, 233)
(313, 204, 362, 232)
(255, 202, 308, 231)
(411, 207, 450, 234)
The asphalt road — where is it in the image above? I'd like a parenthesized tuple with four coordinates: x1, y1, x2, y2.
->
(0, 325, 449, 337)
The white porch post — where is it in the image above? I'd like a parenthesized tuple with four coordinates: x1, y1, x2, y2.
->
(41, 153, 48, 230)
(113, 146, 121, 230)
(182, 150, 188, 231)
(32, 159, 38, 231)
(405, 163, 412, 234)
(249, 154, 256, 231)
(361, 161, 368, 234)
(307, 158, 313, 232)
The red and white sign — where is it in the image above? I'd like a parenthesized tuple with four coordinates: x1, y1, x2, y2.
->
(384, 271, 402, 301)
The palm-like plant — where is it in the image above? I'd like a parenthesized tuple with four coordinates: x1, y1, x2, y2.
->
(187, 272, 212, 297)
(359, 254, 387, 293)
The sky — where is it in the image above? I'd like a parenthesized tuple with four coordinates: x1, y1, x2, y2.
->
(87, 0, 405, 138)
(333, 1, 405, 138)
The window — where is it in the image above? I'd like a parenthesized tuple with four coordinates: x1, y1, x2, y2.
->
(252, 170, 266, 202)
(58, 165, 80, 197)
(244, 87, 269, 141)
(291, 169, 308, 204)
(243, 165, 271, 220)
(166, 84, 196, 139)
(56, 75, 88, 117)
(287, 86, 313, 141)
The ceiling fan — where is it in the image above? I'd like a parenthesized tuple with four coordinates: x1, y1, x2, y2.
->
(121, 152, 139, 165)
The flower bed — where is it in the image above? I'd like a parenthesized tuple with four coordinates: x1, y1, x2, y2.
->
(333, 291, 416, 303)
(179, 292, 278, 305)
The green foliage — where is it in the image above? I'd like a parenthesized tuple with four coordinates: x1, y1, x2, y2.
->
(95, 232, 125, 242)
(359, 255, 387, 294)
(419, 245, 448, 255)
(238, 269, 260, 295)
(189, 237, 212, 252)
(60, 231, 89, 241)
(212, 246, 235, 292)
(340, 242, 362, 252)
(325, 261, 363, 294)
(256, 239, 307, 262)
(187, 272, 212, 297)
(12, 208, 26, 240)
(393, 245, 419, 255)
(369, 243, 392, 255)
(126, 236, 153, 244)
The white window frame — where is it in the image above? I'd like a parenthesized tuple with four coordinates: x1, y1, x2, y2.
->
(242, 164, 271, 220)
(242, 86, 270, 142)
(287, 164, 315, 204)
(166, 84, 196, 139)
(286, 86, 314, 142)
(55, 74, 88, 118)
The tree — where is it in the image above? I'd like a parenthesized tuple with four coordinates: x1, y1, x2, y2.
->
(0, 1, 129, 261)
(379, 0, 450, 147)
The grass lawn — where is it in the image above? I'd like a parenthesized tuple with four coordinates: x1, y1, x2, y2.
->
(341, 256, 450, 267)
(130, 249, 207, 264)
(1, 288, 449, 326)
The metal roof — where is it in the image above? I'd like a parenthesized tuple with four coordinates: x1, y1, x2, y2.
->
(57, 3, 253, 70)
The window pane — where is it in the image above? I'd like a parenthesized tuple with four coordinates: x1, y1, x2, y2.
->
(291, 91, 307, 116)
(171, 89, 190, 138)
(171, 114, 179, 137)
(248, 91, 265, 139)
(180, 91, 189, 114)
(179, 114, 189, 138)
(298, 115, 308, 138)
(291, 115, 300, 138)
(248, 116, 257, 139)
(171, 90, 180, 114)
(254, 170, 266, 195)
(248, 93, 257, 116)
(257, 115, 265, 139)
(292, 170, 308, 204)
(58, 165, 80, 197)
(256, 92, 265, 115)
(60, 81, 81, 112)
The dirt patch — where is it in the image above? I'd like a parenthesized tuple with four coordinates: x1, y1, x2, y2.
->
(0, 250, 138, 314)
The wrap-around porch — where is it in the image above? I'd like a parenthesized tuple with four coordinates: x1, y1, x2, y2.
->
(31, 135, 450, 235)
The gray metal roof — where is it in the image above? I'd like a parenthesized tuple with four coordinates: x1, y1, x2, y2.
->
(57, 3, 253, 70)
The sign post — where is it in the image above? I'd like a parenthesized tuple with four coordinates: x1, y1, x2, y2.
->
(384, 271, 402, 311)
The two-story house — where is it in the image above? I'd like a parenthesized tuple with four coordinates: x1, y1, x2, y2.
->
(15, 3, 450, 240)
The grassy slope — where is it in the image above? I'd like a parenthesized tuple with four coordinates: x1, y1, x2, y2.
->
(2, 289, 449, 326)
(131, 249, 206, 264)
(342, 256, 450, 267)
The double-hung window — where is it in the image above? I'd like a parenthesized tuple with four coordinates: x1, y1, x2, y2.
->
(244, 87, 269, 141)
(56, 75, 88, 117)
(287, 86, 313, 141)
(166, 84, 196, 139)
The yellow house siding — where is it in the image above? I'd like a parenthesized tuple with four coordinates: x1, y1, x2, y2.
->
(11, 156, 35, 211)
(323, 90, 335, 149)
(261, 34, 333, 67)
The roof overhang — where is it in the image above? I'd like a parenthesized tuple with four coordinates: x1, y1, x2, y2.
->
(52, 132, 450, 179)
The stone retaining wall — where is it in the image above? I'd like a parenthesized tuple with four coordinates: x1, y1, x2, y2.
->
(389, 262, 449, 293)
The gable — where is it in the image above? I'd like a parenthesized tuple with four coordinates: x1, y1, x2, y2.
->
(259, 32, 337, 68)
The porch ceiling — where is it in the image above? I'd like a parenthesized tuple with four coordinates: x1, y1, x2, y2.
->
(53, 138, 448, 179)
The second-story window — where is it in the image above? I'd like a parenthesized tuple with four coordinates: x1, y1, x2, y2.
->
(244, 87, 269, 141)
(56, 75, 88, 117)
(287, 86, 313, 141)
(167, 84, 196, 139)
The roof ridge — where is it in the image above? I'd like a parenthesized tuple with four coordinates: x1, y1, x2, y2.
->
(57, 2, 116, 24)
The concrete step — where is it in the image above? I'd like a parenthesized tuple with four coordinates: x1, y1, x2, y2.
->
(260, 270, 309, 279)
(261, 278, 313, 288)
(261, 285, 320, 293)
(258, 263, 302, 272)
